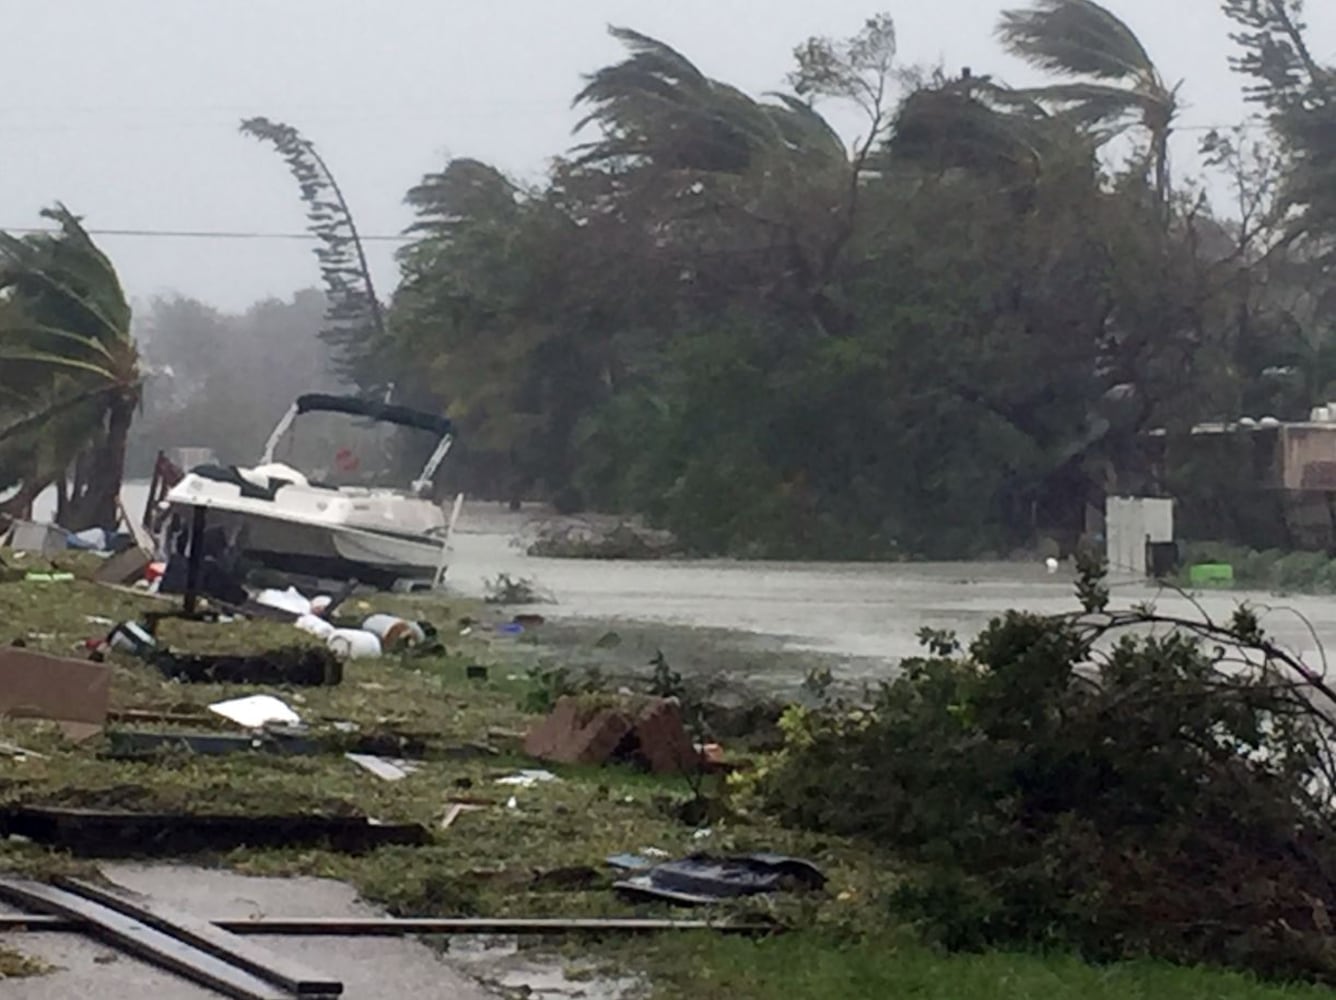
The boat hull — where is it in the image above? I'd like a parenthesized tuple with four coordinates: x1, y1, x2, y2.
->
(163, 468, 450, 587)
(199, 508, 446, 587)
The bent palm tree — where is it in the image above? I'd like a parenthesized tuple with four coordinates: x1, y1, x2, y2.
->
(999, 0, 1178, 206)
(0, 206, 140, 530)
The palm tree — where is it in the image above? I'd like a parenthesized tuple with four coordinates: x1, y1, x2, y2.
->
(573, 28, 858, 335)
(998, 0, 1178, 207)
(0, 206, 140, 531)
(241, 117, 385, 390)
(573, 27, 848, 175)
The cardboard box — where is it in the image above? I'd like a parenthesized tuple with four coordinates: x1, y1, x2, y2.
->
(7, 521, 66, 557)
(0, 649, 111, 740)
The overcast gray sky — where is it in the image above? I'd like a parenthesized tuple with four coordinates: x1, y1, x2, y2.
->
(2, 0, 1332, 311)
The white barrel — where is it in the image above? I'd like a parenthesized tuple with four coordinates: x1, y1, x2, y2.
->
(362, 614, 426, 649)
(327, 629, 383, 660)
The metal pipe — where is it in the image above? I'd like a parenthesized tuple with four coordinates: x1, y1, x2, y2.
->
(0, 914, 775, 937)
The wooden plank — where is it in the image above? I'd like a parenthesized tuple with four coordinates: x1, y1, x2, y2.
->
(0, 913, 78, 930)
(0, 878, 291, 1000)
(58, 878, 340, 996)
(0, 805, 430, 856)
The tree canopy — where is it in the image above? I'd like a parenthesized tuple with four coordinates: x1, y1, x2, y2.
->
(260, 2, 1325, 559)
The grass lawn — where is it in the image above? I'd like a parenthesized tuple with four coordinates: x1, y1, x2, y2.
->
(632, 934, 1336, 999)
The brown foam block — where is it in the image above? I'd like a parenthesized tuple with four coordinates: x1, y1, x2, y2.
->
(0, 648, 110, 740)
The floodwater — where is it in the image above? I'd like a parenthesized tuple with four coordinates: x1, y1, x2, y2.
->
(33, 487, 1336, 672)
(449, 504, 1336, 671)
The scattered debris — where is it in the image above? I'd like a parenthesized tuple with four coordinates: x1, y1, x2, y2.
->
(613, 854, 826, 906)
(103, 730, 319, 760)
(294, 614, 337, 640)
(55, 877, 343, 997)
(495, 769, 561, 788)
(0, 742, 46, 760)
(525, 519, 680, 561)
(360, 615, 426, 651)
(440, 802, 486, 830)
(0, 806, 431, 855)
(524, 695, 698, 774)
(484, 573, 550, 605)
(0, 648, 111, 740)
(0, 877, 337, 998)
(6, 520, 66, 557)
(208, 695, 302, 729)
(325, 629, 382, 660)
(344, 754, 421, 782)
(93, 547, 153, 586)
(158, 646, 343, 687)
(254, 586, 315, 617)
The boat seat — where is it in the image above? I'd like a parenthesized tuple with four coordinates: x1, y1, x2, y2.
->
(191, 465, 296, 503)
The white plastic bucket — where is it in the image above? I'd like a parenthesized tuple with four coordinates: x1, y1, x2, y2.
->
(327, 629, 383, 660)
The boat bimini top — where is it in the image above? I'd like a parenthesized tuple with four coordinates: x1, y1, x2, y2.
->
(260, 393, 455, 496)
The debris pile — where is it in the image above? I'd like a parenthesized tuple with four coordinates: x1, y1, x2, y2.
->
(523, 695, 698, 774)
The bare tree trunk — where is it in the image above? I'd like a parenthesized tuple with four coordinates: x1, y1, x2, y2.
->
(55, 474, 71, 527)
(0, 479, 47, 524)
(62, 397, 134, 532)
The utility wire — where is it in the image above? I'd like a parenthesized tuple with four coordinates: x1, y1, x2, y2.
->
(0, 226, 415, 243)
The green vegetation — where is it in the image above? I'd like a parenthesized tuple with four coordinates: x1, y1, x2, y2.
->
(0, 208, 140, 530)
(1180, 542, 1336, 593)
(239, 0, 1328, 560)
(632, 934, 1336, 1000)
(756, 557, 1336, 982)
(0, 945, 52, 980)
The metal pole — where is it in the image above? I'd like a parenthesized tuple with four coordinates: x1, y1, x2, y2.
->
(183, 505, 207, 616)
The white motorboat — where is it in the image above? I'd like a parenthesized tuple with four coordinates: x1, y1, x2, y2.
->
(163, 394, 462, 588)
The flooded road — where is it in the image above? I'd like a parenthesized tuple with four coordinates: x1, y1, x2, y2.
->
(449, 505, 1336, 671)
(36, 490, 1336, 674)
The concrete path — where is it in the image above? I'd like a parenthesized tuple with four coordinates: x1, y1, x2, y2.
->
(0, 864, 501, 999)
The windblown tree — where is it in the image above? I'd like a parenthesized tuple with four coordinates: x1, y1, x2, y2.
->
(374, 12, 1313, 558)
(999, 0, 1180, 208)
(1215, 2, 1336, 417)
(1222, 0, 1336, 250)
(240, 117, 384, 387)
(0, 207, 140, 530)
(572, 23, 891, 337)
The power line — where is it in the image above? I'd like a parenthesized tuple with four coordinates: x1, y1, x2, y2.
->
(0, 226, 414, 243)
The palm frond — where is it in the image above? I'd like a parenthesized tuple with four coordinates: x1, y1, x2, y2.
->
(1018, 81, 1161, 129)
(0, 384, 118, 449)
(999, 0, 1158, 83)
(0, 349, 119, 382)
(573, 26, 847, 178)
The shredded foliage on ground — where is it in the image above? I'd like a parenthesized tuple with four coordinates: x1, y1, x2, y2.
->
(0, 944, 53, 979)
(0, 563, 885, 928)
